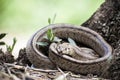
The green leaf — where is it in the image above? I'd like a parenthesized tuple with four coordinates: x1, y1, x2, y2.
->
(0, 33, 7, 39)
(48, 18, 51, 24)
(36, 42, 48, 46)
(68, 38, 77, 46)
(47, 29, 51, 40)
(47, 29, 54, 42)
(0, 42, 5, 45)
(53, 37, 62, 42)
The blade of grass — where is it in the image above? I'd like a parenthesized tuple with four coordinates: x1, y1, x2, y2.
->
(47, 29, 54, 42)
(11, 37, 17, 53)
(0, 33, 7, 39)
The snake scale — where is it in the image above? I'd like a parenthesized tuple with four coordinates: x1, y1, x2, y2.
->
(26, 23, 112, 75)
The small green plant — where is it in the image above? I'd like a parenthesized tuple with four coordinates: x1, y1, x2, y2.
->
(6, 37, 17, 53)
(0, 33, 7, 45)
(37, 14, 62, 47)
(36, 29, 62, 47)
(0, 33, 17, 54)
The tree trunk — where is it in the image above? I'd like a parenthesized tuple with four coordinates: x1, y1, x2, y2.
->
(82, 0, 120, 79)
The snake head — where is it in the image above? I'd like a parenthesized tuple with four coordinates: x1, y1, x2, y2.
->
(56, 43, 75, 56)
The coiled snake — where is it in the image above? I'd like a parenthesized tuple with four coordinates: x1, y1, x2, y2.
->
(26, 23, 112, 75)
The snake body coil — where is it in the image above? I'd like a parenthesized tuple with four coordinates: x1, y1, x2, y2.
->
(26, 23, 112, 75)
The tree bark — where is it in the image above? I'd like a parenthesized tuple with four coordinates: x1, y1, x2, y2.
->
(82, 0, 120, 79)
(82, 0, 120, 48)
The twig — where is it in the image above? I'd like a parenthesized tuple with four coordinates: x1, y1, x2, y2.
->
(57, 66, 65, 74)
(4, 63, 58, 73)
(29, 66, 58, 73)
(3, 63, 12, 76)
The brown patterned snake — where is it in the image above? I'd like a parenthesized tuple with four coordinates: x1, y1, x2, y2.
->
(26, 23, 112, 75)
